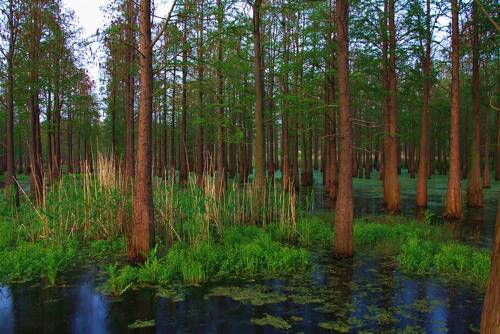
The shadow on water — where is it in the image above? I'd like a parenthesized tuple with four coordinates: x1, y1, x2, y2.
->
(0, 170, 496, 333)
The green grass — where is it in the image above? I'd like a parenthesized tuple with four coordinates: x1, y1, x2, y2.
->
(0, 168, 493, 288)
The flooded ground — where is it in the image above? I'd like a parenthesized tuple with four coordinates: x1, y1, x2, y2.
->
(0, 171, 497, 333)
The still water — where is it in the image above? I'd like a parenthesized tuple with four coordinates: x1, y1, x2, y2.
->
(1, 171, 497, 333)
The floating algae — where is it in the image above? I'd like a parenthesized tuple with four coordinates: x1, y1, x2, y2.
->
(156, 287, 185, 302)
(207, 285, 287, 305)
(251, 314, 292, 330)
(128, 319, 155, 329)
(318, 320, 351, 333)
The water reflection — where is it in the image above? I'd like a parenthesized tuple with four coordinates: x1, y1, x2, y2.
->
(71, 273, 108, 334)
(0, 286, 14, 334)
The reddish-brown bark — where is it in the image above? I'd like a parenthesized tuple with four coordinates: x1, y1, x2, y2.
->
(383, 0, 401, 213)
(129, 0, 154, 263)
(334, 0, 353, 257)
(125, 0, 136, 182)
(480, 190, 500, 333)
(443, 0, 463, 220)
(416, 0, 431, 208)
(466, 1, 483, 208)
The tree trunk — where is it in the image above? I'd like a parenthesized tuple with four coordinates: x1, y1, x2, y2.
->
(253, 0, 266, 202)
(443, 0, 463, 220)
(29, 0, 44, 207)
(196, 0, 205, 187)
(129, 0, 154, 263)
(170, 61, 177, 182)
(383, 0, 401, 213)
(334, 0, 353, 257)
(480, 189, 500, 333)
(179, 7, 189, 187)
(281, 10, 290, 190)
(216, 0, 226, 192)
(416, 0, 430, 207)
(125, 0, 136, 182)
(466, 1, 483, 208)
(483, 112, 491, 188)
(4, 0, 18, 204)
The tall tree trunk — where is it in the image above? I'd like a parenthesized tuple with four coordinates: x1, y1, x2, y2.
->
(443, 0, 463, 220)
(383, 0, 401, 213)
(29, 0, 44, 207)
(129, 0, 154, 263)
(179, 7, 189, 186)
(125, 0, 136, 182)
(334, 0, 353, 257)
(416, 0, 431, 207)
(281, 10, 290, 190)
(480, 190, 500, 332)
(495, 107, 500, 181)
(466, 0, 483, 208)
(216, 0, 226, 192)
(325, 0, 338, 199)
(483, 112, 491, 188)
(170, 61, 177, 181)
(196, 0, 205, 187)
(253, 0, 266, 203)
(4, 0, 18, 204)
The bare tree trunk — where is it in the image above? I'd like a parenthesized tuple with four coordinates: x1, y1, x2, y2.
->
(125, 0, 136, 182)
(253, 0, 266, 202)
(483, 111, 491, 188)
(4, 0, 18, 204)
(179, 7, 189, 187)
(325, 0, 338, 199)
(443, 0, 463, 220)
(196, 0, 205, 187)
(480, 189, 500, 332)
(416, 0, 430, 207)
(281, 10, 290, 190)
(383, 0, 401, 213)
(29, 0, 44, 207)
(216, 0, 226, 192)
(334, 0, 353, 257)
(129, 0, 154, 263)
(466, 0, 483, 207)
(495, 107, 500, 181)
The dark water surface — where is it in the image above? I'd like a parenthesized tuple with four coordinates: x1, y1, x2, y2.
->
(1, 171, 497, 333)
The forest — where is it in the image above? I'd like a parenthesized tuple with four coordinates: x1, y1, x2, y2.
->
(0, 0, 499, 332)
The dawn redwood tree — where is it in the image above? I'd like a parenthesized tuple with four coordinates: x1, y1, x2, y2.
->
(334, 0, 353, 257)
(252, 0, 266, 204)
(281, 9, 291, 190)
(416, 0, 431, 208)
(383, 0, 401, 213)
(324, 0, 338, 199)
(443, 0, 463, 220)
(179, 4, 189, 187)
(3, 0, 19, 204)
(480, 190, 500, 332)
(466, 0, 483, 208)
(216, 0, 226, 192)
(195, 0, 205, 187)
(129, 0, 154, 263)
(125, 0, 136, 182)
(29, 0, 45, 207)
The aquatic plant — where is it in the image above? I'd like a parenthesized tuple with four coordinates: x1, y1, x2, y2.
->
(251, 314, 292, 330)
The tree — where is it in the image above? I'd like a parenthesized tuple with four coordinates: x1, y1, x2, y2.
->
(334, 0, 353, 257)
(443, 0, 463, 220)
(416, 0, 431, 208)
(125, 0, 136, 182)
(383, 0, 401, 213)
(2, 0, 19, 205)
(216, 0, 226, 192)
(466, 0, 483, 208)
(129, 0, 154, 263)
(480, 189, 500, 332)
(252, 0, 266, 214)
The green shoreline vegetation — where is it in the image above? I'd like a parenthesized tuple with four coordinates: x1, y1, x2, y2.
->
(0, 172, 492, 292)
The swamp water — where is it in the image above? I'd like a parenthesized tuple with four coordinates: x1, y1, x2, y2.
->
(1, 171, 497, 333)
